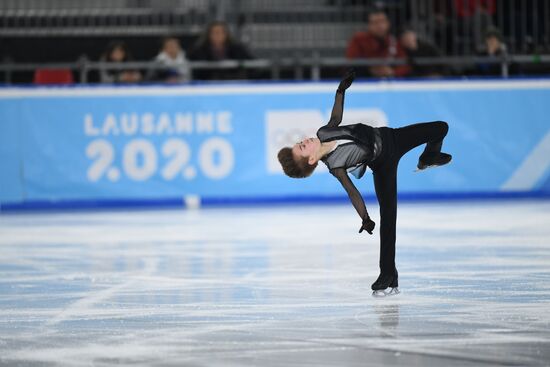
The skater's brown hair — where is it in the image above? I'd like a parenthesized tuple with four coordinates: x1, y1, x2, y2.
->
(277, 147, 318, 178)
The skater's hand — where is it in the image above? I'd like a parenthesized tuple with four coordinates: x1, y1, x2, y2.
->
(359, 215, 375, 235)
(337, 69, 355, 92)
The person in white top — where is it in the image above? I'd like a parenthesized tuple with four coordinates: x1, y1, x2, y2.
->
(150, 37, 191, 83)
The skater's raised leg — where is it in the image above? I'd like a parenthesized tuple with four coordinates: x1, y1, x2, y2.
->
(394, 121, 451, 170)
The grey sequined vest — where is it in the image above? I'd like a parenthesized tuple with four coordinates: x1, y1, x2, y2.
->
(317, 124, 382, 178)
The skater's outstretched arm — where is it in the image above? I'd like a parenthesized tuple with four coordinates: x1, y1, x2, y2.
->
(326, 70, 355, 128)
(331, 167, 375, 234)
(326, 91, 345, 128)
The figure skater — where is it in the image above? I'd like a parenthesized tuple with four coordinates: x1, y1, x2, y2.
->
(277, 70, 451, 296)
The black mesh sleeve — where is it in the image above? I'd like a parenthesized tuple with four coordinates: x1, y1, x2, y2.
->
(326, 90, 345, 127)
(331, 167, 368, 220)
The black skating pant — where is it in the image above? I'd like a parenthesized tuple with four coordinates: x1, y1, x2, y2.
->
(369, 121, 449, 276)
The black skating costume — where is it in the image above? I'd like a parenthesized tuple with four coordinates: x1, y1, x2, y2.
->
(317, 82, 451, 294)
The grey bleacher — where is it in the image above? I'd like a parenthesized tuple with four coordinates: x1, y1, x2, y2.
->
(245, 23, 365, 58)
(238, 0, 329, 10)
(0, 0, 546, 57)
(234, 1, 370, 57)
(0, 0, 210, 11)
(0, 0, 367, 58)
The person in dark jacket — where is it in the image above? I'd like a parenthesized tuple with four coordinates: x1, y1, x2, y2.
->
(476, 27, 508, 76)
(99, 41, 142, 84)
(277, 70, 452, 297)
(188, 21, 253, 80)
(400, 28, 447, 77)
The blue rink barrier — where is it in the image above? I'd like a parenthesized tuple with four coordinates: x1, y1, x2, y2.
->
(1, 80, 550, 212)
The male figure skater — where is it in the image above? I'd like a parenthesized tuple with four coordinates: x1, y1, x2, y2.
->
(277, 70, 451, 296)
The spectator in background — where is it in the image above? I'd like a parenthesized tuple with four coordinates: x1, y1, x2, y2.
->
(431, 0, 495, 55)
(453, 0, 495, 22)
(477, 27, 508, 76)
(483, 27, 507, 57)
(148, 37, 191, 83)
(455, 0, 496, 52)
(399, 28, 447, 78)
(346, 9, 410, 78)
(99, 41, 142, 84)
(188, 21, 253, 80)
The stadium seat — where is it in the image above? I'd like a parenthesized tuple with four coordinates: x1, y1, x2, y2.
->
(33, 69, 74, 85)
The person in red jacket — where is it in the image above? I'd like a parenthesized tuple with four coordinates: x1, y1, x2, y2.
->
(346, 9, 410, 78)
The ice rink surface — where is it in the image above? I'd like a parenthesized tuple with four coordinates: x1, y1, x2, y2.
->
(1, 200, 550, 366)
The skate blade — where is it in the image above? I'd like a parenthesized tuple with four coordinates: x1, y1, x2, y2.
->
(415, 158, 452, 172)
(372, 287, 400, 297)
(414, 165, 437, 173)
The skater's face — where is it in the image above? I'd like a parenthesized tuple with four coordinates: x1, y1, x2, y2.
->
(291, 137, 320, 166)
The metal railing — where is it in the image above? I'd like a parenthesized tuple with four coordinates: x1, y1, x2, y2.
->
(2, 55, 550, 84)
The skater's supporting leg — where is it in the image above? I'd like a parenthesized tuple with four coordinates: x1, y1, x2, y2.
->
(372, 163, 398, 276)
(394, 121, 449, 158)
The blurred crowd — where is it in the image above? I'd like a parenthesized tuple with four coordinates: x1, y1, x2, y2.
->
(98, 20, 253, 84)
(26, 1, 548, 84)
(345, 7, 509, 79)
